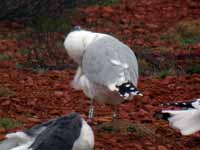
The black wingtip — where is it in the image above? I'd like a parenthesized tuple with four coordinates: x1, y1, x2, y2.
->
(161, 101, 195, 109)
(116, 81, 143, 99)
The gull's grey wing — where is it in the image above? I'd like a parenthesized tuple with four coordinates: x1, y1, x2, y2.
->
(24, 118, 56, 137)
(30, 113, 82, 150)
(82, 35, 138, 87)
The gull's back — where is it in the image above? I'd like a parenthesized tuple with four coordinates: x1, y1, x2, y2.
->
(82, 35, 138, 91)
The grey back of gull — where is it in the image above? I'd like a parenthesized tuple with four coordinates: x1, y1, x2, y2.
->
(82, 35, 138, 87)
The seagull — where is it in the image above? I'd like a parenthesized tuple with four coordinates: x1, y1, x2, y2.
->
(64, 26, 142, 119)
(0, 112, 94, 150)
(155, 98, 200, 135)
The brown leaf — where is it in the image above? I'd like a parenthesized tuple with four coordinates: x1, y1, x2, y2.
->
(158, 145, 168, 150)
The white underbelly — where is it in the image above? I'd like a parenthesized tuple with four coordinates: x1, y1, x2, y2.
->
(78, 76, 129, 105)
(92, 83, 125, 105)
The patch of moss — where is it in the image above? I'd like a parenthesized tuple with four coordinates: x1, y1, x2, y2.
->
(101, 125, 118, 133)
(84, 0, 120, 6)
(28, 16, 72, 32)
(180, 37, 200, 46)
(127, 124, 153, 137)
(138, 59, 151, 75)
(0, 118, 22, 129)
(159, 47, 169, 54)
(160, 19, 200, 47)
(98, 120, 154, 137)
(176, 20, 200, 40)
(0, 53, 11, 61)
(186, 61, 200, 74)
(160, 34, 172, 42)
(157, 69, 174, 79)
(0, 86, 15, 98)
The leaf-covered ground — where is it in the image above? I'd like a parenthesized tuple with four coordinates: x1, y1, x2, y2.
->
(0, 0, 200, 149)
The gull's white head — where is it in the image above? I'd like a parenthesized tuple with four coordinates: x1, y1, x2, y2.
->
(64, 27, 99, 65)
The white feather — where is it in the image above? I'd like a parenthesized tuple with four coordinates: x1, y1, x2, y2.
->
(6, 132, 32, 143)
(191, 98, 200, 110)
(72, 67, 83, 90)
(0, 131, 34, 150)
(11, 141, 33, 150)
(79, 75, 94, 99)
(72, 119, 94, 150)
(163, 109, 200, 135)
(110, 60, 121, 66)
(71, 67, 94, 99)
(110, 60, 129, 69)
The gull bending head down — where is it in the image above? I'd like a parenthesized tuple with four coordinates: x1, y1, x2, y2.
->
(64, 27, 142, 119)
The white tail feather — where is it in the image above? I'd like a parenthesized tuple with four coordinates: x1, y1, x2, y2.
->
(72, 67, 83, 90)
(6, 132, 31, 143)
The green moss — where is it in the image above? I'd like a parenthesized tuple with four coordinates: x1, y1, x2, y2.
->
(101, 125, 118, 133)
(159, 47, 169, 54)
(29, 16, 72, 32)
(98, 120, 154, 137)
(180, 37, 200, 46)
(176, 20, 200, 40)
(101, 0, 120, 5)
(138, 59, 151, 75)
(127, 124, 153, 137)
(160, 20, 200, 47)
(0, 53, 11, 61)
(0, 118, 22, 129)
(0, 86, 15, 98)
(85, 0, 120, 6)
(160, 34, 172, 42)
(157, 69, 174, 79)
(186, 62, 200, 74)
(31, 67, 49, 73)
(20, 49, 31, 56)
